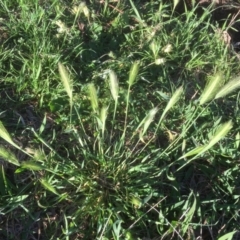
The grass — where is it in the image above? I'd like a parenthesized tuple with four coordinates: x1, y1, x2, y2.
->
(0, 0, 240, 239)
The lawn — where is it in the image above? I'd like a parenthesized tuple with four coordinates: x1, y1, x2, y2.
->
(0, 0, 240, 239)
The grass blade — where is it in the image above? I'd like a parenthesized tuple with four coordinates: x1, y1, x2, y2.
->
(139, 107, 158, 141)
(0, 121, 19, 149)
(179, 121, 233, 166)
(204, 120, 233, 152)
(215, 75, 240, 99)
(159, 86, 183, 124)
(129, 0, 142, 22)
(121, 62, 140, 140)
(218, 231, 237, 240)
(0, 165, 8, 195)
(182, 192, 196, 235)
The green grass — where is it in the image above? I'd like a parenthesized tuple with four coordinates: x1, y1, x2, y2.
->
(0, 0, 240, 239)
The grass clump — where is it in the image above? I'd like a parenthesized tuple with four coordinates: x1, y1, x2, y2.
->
(0, 0, 240, 239)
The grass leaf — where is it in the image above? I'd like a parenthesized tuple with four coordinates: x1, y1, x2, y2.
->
(139, 107, 158, 140)
(129, 0, 142, 22)
(182, 192, 196, 235)
(0, 121, 19, 149)
(218, 231, 237, 240)
(159, 86, 183, 124)
(205, 120, 233, 151)
(215, 75, 240, 99)
(179, 145, 206, 159)
(180, 121, 232, 161)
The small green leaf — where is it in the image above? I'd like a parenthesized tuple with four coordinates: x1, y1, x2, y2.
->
(218, 231, 237, 240)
